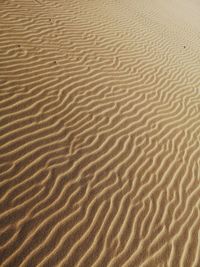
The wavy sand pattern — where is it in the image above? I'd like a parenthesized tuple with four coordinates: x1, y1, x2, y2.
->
(1, 0, 200, 266)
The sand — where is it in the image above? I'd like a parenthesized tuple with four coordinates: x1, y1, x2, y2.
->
(0, 0, 200, 266)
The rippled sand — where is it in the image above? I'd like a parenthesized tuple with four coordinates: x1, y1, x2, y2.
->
(1, 0, 200, 266)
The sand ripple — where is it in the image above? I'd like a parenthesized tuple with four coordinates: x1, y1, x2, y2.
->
(1, 0, 200, 266)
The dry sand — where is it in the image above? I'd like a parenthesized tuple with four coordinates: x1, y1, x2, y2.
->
(1, 0, 200, 266)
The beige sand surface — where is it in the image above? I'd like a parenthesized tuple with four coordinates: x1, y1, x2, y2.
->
(1, 0, 200, 266)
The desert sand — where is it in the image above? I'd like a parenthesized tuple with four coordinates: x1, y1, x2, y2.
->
(1, 0, 200, 266)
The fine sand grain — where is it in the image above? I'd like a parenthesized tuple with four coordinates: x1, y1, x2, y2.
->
(1, 0, 200, 266)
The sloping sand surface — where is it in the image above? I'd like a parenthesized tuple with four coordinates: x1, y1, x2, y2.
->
(1, 0, 200, 266)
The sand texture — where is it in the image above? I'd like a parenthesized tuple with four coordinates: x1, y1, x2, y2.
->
(1, 0, 200, 266)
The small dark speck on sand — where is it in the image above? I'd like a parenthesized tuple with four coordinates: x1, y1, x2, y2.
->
(184, 46, 186, 48)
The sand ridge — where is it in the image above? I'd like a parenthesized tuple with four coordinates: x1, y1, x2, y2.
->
(0, 0, 200, 266)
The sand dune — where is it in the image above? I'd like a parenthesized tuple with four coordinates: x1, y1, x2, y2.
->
(1, 0, 200, 266)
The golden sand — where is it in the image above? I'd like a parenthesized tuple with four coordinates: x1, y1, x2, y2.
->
(0, 0, 200, 266)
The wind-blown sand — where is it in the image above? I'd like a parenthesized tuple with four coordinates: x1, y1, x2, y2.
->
(1, 0, 200, 266)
